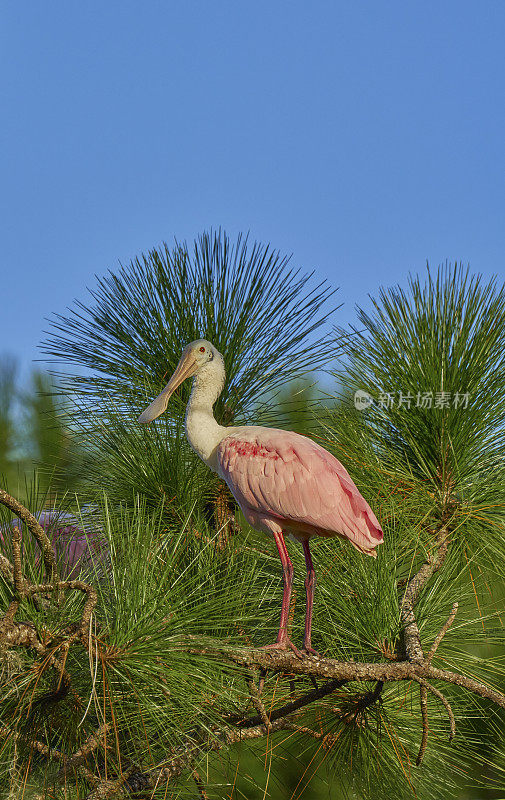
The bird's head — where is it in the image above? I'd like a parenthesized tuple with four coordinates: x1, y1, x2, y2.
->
(138, 339, 223, 423)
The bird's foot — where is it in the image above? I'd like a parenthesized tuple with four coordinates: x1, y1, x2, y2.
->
(258, 639, 303, 658)
(301, 645, 319, 657)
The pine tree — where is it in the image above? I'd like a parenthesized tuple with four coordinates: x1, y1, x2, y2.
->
(23, 369, 91, 497)
(1, 245, 504, 800)
(42, 229, 337, 529)
(0, 356, 19, 485)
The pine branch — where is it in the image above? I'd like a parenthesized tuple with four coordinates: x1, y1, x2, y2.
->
(234, 676, 346, 729)
(413, 677, 456, 741)
(246, 675, 272, 729)
(0, 551, 14, 584)
(57, 724, 111, 778)
(0, 488, 59, 583)
(425, 602, 458, 665)
(400, 525, 451, 663)
(1, 492, 504, 800)
(189, 643, 505, 710)
(84, 718, 296, 798)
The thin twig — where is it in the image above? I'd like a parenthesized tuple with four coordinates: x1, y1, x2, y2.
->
(139, 718, 294, 792)
(0, 725, 65, 760)
(20, 579, 97, 643)
(11, 527, 25, 597)
(426, 603, 458, 665)
(192, 644, 505, 710)
(58, 724, 111, 777)
(236, 677, 346, 729)
(417, 683, 429, 765)
(247, 677, 272, 730)
(84, 765, 137, 799)
(0, 552, 14, 584)
(400, 527, 451, 663)
(413, 677, 456, 740)
(0, 489, 59, 583)
(331, 681, 384, 725)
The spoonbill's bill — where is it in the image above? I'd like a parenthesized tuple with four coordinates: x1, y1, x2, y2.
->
(139, 340, 383, 654)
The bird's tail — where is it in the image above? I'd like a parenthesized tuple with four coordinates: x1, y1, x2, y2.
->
(348, 510, 384, 557)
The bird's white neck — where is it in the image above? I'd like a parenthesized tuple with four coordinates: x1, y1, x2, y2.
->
(184, 359, 228, 469)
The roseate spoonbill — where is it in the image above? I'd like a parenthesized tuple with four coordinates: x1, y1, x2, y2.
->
(139, 340, 383, 654)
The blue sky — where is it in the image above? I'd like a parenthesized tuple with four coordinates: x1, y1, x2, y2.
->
(2, 1, 504, 382)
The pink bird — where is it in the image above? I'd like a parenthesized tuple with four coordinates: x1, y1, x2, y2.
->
(4, 511, 104, 577)
(139, 340, 383, 654)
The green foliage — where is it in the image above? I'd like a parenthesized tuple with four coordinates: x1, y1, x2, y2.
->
(262, 377, 328, 436)
(0, 358, 87, 499)
(2, 258, 505, 799)
(316, 263, 505, 798)
(331, 264, 505, 569)
(335, 263, 505, 487)
(0, 356, 20, 484)
(41, 229, 337, 510)
(42, 229, 336, 414)
(3, 486, 504, 799)
(23, 370, 91, 496)
(297, 482, 505, 800)
(0, 494, 286, 798)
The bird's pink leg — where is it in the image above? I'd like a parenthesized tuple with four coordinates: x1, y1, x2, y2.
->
(302, 539, 317, 655)
(261, 530, 300, 655)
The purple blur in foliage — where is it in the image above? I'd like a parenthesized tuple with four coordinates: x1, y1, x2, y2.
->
(3, 510, 105, 577)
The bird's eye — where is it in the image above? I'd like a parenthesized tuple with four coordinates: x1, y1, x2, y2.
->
(199, 346, 206, 353)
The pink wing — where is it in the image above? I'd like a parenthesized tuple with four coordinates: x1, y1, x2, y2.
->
(217, 427, 383, 555)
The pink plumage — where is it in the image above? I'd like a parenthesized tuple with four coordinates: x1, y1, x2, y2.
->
(138, 338, 384, 654)
(217, 427, 383, 556)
